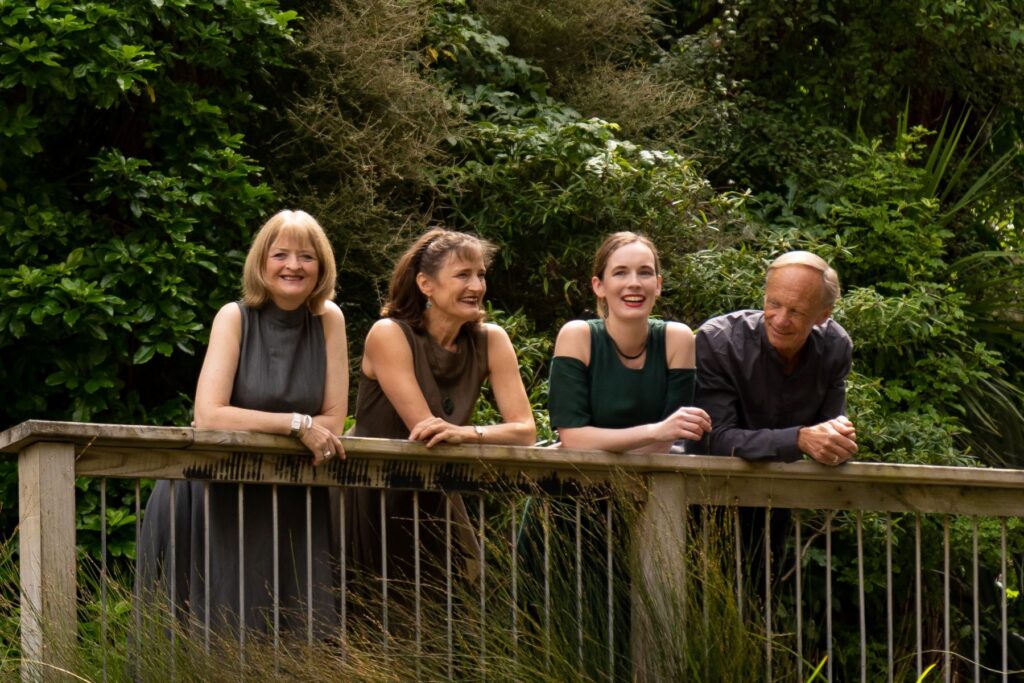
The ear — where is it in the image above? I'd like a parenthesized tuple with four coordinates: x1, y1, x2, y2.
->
(655, 274, 663, 298)
(591, 275, 605, 300)
(416, 271, 433, 298)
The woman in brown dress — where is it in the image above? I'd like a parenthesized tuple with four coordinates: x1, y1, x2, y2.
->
(346, 227, 535, 618)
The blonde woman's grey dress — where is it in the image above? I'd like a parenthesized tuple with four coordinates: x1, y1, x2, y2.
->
(137, 301, 336, 637)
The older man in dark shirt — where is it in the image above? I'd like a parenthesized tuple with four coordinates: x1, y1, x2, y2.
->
(691, 251, 857, 464)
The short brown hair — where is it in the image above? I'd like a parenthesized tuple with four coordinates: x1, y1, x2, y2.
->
(591, 231, 661, 318)
(242, 210, 337, 313)
(382, 227, 496, 331)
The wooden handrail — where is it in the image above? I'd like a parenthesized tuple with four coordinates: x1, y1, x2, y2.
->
(3, 420, 1023, 515)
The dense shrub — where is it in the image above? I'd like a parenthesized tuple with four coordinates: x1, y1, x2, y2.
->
(0, 0, 297, 535)
(444, 118, 746, 328)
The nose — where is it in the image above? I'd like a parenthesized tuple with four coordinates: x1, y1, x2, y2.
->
(469, 274, 485, 292)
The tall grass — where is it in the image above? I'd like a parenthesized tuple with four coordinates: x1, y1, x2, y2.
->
(0, 485, 835, 681)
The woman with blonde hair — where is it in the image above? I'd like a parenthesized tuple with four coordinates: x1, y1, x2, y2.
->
(138, 209, 347, 636)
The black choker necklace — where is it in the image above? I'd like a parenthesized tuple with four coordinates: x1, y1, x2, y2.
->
(609, 333, 647, 360)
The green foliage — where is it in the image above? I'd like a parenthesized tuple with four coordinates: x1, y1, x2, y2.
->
(472, 306, 555, 444)
(472, 0, 653, 84)
(667, 0, 1024, 193)
(445, 116, 745, 327)
(0, 0, 294, 424)
(823, 138, 947, 284)
(276, 0, 463, 335)
(0, 0, 296, 535)
(817, 511, 1024, 678)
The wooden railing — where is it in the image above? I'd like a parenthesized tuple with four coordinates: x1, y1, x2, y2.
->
(2, 420, 1023, 681)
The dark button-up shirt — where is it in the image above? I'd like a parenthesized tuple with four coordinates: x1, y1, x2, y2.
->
(690, 310, 852, 461)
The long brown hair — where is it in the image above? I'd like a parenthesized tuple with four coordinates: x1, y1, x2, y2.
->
(382, 228, 496, 331)
(591, 231, 660, 318)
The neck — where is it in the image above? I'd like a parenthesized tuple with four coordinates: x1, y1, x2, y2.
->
(776, 347, 802, 374)
(604, 316, 649, 356)
(424, 309, 465, 350)
(270, 295, 305, 311)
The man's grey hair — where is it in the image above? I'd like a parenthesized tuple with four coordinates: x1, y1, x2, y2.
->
(766, 251, 841, 310)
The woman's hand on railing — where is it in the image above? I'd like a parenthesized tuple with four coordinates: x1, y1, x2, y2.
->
(651, 406, 712, 443)
(408, 416, 472, 448)
(299, 421, 345, 465)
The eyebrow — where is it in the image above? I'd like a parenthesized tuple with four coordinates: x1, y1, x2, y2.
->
(272, 246, 315, 253)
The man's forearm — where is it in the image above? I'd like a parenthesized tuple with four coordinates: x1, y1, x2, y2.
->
(707, 425, 803, 461)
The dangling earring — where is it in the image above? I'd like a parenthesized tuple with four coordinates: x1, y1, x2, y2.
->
(425, 296, 433, 310)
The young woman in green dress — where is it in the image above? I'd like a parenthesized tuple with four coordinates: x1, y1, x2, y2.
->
(548, 231, 711, 450)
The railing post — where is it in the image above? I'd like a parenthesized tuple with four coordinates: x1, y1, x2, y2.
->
(19, 441, 77, 682)
(631, 473, 687, 681)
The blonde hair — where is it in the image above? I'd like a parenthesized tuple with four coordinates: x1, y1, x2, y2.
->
(382, 227, 495, 332)
(592, 231, 661, 318)
(766, 250, 840, 309)
(242, 210, 337, 312)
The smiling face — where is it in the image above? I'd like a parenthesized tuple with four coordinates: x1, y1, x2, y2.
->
(592, 241, 662, 321)
(763, 264, 830, 361)
(417, 248, 487, 325)
(264, 232, 319, 309)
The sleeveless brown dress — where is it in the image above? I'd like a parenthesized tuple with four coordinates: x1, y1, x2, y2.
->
(345, 319, 488, 599)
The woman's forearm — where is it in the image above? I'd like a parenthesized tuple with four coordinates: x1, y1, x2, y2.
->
(195, 405, 345, 437)
(472, 418, 536, 446)
(557, 424, 661, 452)
(194, 405, 293, 434)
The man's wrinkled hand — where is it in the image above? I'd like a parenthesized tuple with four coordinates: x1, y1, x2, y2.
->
(798, 415, 857, 466)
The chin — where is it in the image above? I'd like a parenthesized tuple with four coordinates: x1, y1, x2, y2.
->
(617, 308, 650, 319)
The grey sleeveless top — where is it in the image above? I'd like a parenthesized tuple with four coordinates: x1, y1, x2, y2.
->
(232, 301, 325, 415)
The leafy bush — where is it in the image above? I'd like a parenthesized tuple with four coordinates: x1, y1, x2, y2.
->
(444, 117, 746, 327)
(473, 0, 653, 85)
(0, 0, 297, 532)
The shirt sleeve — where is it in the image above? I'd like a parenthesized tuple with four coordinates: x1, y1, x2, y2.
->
(691, 330, 803, 462)
(661, 368, 696, 419)
(817, 335, 851, 422)
(548, 355, 592, 428)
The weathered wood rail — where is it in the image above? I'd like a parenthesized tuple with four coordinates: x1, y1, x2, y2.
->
(2, 420, 1023, 681)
